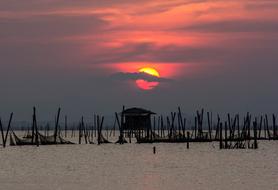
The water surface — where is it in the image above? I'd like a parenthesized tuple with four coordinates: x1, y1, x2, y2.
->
(0, 136, 277, 190)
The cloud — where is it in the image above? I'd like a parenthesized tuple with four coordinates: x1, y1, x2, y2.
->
(181, 20, 278, 33)
(0, 14, 107, 43)
(110, 72, 173, 82)
(245, 1, 278, 10)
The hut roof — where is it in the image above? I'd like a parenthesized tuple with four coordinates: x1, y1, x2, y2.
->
(122, 107, 155, 116)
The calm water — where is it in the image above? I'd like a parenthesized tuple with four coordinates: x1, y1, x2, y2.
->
(0, 134, 277, 190)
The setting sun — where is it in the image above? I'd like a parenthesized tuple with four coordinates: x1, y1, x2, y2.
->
(139, 67, 160, 77)
(136, 67, 160, 90)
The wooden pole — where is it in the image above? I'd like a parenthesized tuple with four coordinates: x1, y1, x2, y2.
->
(253, 120, 258, 149)
(198, 109, 204, 138)
(33, 107, 39, 147)
(237, 115, 240, 140)
(166, 116, 170, 138)
(207, 112, 212, 140)
(224, 122, 228, 149)
(228, 114, 231, 135)
(258, 116, 263, 138)
(31, 111, 35, 144)
(78, 122, 81, 144)
(194, 116, 197, 139)
(54, 108, 61, 144)
(171, 112, 176, 138)
(161, 115, 164, 137)
(65, 115, 68, 138)
(219, 123, 223, 149)
(177, 108, 181, 138)
(215, 115, 220, 140)
(94, 114, 97, 137)
(187, 131, 190, 149)
(183, 118, 186, 138)
(178, 107, 185, 138)
(247, 114, 251, 139)
(150, 117, 153, 141)
(82, 116, 88, 144)
(3, 113, 13, 147)
(0, 118, 5, 148)
(263, 117, 267, 139)
(265, 115, 270, 140)
(157, 116, 161, 138)
(97, 115, 100, 145)
(273, 114, 276, 139)
(153, 116, 156, 137)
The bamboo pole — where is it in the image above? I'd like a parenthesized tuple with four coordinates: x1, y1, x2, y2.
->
(82, 117, 88, 144)
(33, 107, 39, 147)
(161, 115, 164, 137)
(207, 112, 212, 140)
(65, 115, 68, 138)
(215, 115, 220, 140)
(265, 115, 270, 140)
(0, 118, 5, 148)
(94, 114, 97, 137)
(78, 122, 82, 144)
(187, 131, 190, 149)
(31, 111, 35, 144)
(224, 122, 228, 149)
(253, 120, 258, 149)
(273, 114, 276, 139)
(219, 123, 223, 149)
(3, 113, 13, 148)
(54, 108, 61, 144)
(97, 115, 100, 145)
(194, 116, 197, 139)
(237, 115, 240, 140)
(258, 116, 263, 138)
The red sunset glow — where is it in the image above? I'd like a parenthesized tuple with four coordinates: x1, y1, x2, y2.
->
(136, 79, 159, 90)
(136, 67, 160, 90)
(99, 62, 187, 90)
(106, 62, 186, 78)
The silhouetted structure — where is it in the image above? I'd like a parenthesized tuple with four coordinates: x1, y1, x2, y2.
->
(122, 107, 155, 131)
(120, 107, 156, 142)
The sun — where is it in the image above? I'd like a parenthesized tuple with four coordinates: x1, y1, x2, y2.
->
(139, 67, 160, 77)
(136, 67, 160, 90)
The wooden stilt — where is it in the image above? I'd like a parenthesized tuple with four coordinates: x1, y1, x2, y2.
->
(253, 119, 258, 149)
(224, 122, 228, 149)
(219, 123, 223, 149)
(0, 118, 5, 148)
(187, 131, 190, 149)
(33, 107, 39, 147)
(54, 108, 61, 144)
(3, 113, 13, 148)
(65, 115, 68, 138)
(207, 112, 212, 140)
(273, 114, 276, 139)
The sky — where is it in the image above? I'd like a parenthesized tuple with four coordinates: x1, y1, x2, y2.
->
(0, 0, 278, 122)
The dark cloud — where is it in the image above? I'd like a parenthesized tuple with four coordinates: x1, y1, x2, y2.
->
(89, 29, 278, 66)
(90, 42, 155, 64)
(245, 1, 278, 10)
(0, 14, 107, 41)
(181, 20, 278, 33)
(0, 0, 149, 11)
(111, 72, 173, 82)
